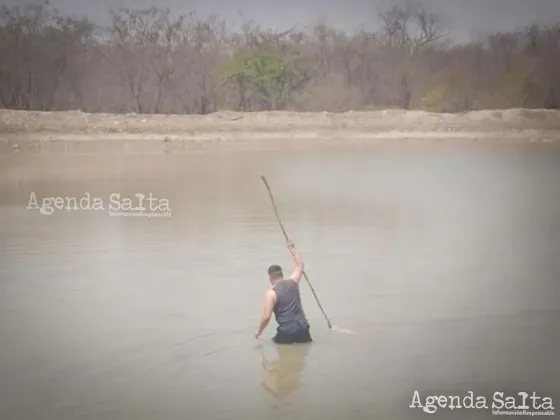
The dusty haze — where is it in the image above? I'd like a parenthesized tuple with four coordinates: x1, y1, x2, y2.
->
(1, 0, 560, 40)
(0, 2, 559, 419)
(0, 1, 559, 116)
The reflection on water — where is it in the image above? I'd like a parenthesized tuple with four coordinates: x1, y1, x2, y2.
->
(0, 146, 559, 420)
(260, 343, 311, 402)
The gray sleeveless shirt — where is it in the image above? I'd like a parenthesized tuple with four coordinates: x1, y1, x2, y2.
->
(272, 279, 309, 333)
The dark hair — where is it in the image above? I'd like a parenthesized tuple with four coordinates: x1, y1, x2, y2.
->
(267, 265, 283, 278)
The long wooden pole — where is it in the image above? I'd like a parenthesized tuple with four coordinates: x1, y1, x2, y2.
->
(260, 175, 333, 329)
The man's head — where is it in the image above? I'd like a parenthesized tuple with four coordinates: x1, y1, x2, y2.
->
(267, 264, 283, 283)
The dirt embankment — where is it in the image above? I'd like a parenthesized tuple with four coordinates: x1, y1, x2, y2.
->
(1, 108, 560, 153)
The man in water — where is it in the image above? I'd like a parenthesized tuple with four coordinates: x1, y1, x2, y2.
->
(254, 240, 312, 343)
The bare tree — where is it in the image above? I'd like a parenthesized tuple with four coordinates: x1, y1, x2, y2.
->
(373, 3, 448, 108)
(1, 1, 558, 113)
(103, 7, 186, 113)
(0, 1, 93, 110)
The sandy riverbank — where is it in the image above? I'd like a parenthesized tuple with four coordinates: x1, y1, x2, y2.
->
(1, 108, 560, 154)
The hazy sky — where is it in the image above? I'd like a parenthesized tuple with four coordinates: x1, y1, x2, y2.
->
(2, 0, 560, 41)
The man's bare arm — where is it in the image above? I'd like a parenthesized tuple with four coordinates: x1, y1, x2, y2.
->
(255, 289, 276, 339)
(287, 241, 304, 283)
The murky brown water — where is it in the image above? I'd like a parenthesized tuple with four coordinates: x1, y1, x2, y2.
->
(0, 146, 559, 420)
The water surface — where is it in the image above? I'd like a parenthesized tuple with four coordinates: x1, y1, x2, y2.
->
(0, 145, 559, 420)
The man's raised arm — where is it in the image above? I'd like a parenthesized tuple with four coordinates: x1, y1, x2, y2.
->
(287, 241, 304, 283)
